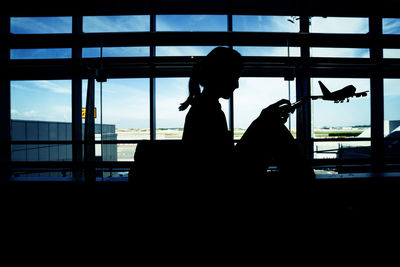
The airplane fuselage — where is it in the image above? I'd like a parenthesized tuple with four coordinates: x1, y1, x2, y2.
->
(322, 85, 356, 101)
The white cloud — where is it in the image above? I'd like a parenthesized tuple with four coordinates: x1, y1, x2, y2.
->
(83, 15, 149, 33)
(310, 17, 369, 34)
(33, 81, 70, 94)
(11, 17, 71, 34)
(11, 109, 39, 119)
(310, 47, 369, 58)
(383, 18, 400, 34)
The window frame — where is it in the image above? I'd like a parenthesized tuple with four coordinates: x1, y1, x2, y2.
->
(5, 14, 400, 181)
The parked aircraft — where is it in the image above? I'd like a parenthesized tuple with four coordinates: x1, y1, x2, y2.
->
(311, 81, 369, 103)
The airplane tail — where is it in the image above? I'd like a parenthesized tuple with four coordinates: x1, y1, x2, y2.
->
(318, 81, 331, 96)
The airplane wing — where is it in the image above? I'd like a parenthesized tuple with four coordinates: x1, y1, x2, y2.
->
(354, 91, 369, 97)
(310, 95, 323, 100)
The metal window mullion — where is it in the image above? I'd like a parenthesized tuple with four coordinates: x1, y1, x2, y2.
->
(72, 15, 83, 180)
(297, 15, 312, 159)
(150, 14, 156, 141)
(228, 13, 234, 138)
(0, 16, 11, 180)
(369, 16, 384, 173)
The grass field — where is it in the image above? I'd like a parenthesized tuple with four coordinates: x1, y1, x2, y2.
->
(116, 128, 367, 140)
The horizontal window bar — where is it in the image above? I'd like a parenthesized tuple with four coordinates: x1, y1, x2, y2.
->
(9, 32, 400, 49)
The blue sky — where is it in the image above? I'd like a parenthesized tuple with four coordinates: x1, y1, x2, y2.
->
(9, 15, 400, 132)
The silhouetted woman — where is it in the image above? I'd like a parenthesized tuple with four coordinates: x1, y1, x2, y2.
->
(180, 47, 315, 182)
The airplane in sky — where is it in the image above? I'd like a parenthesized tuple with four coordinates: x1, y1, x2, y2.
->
(311, 81, 369, 103)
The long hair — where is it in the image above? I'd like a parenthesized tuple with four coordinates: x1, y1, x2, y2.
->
(179, 47, 243, 111)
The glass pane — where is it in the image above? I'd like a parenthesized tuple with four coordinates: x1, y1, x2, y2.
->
(10, 17, 72, 34)
(82, 78, 150, 140)
(156, 15, 227, 31)
(156, 46, 216, 56)
(11, 80, 71, 123)
(234, 46, 300, 57)
(310, 17, 369, 34)
(383, 18, 400, 34)
(156, 78, 188, 139)
(311, 78, 371, 139)
(11, 80, 72, 176)
(233, 15, 299, 32)
(384, 79, 400, 161)
(11, 48, 72, 59)
(82, 78, 150, 163)
(310, 47, 369, 58)
(314, 141, 371, 160)
(83, 15, 150, 33)
(234, 77, 296, 140)
(83, 47, 149, 58)
(383, 49, 400, 58)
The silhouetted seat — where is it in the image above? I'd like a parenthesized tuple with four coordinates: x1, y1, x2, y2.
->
(129, 141, 186, 186)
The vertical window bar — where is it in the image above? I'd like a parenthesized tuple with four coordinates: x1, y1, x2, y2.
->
(72, 15, 83, 181)
(369, 16, 384, 172)
(297, 15, 312, 159)
(228, 11, 234, 139)
(0, 16, 10, 180)
(150, 14, 156, 141)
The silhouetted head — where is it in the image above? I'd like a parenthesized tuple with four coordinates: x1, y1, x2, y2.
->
(179, 47, 243, 111)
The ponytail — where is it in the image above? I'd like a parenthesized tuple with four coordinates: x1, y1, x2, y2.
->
(179, 62, 202, 111)
(179, 47, 243, 111)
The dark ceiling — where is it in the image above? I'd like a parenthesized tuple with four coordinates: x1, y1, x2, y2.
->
(4, 0, 400, 17)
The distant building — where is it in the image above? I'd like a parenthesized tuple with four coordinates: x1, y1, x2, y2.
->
(11, 120, 117, 177)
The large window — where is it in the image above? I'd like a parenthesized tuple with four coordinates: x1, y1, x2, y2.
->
(6, 14, 400, 181)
